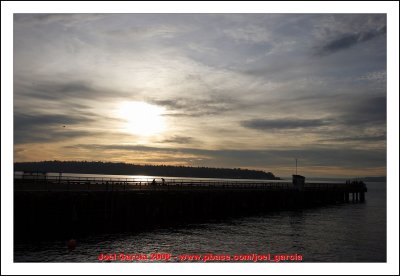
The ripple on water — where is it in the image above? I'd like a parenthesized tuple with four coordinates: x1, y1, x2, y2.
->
(14, 183, 386, 262)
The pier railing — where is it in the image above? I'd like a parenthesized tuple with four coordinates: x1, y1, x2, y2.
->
(14, 174, 367, 193)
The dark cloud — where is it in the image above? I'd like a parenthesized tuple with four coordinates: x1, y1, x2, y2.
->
(14, 112, 95, 144)
(265, 94, 387, 130)
(241, 118, 331, 131)
(338, 96, 386, 126)
(319, 134, 386, 143)
(151, 96, 236, 117)
(316, 26, 386, 55)
(160, 136, 194, 144)
(15, 79, 127, 101)
(14, 112, 93, 127)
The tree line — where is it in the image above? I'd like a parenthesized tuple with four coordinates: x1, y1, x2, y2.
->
(14, 161, 279, 180)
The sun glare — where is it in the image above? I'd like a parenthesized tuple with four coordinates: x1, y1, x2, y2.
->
(118, 101, 166, 136)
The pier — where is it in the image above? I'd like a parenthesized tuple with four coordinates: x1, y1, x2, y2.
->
(14, 174, 367, 241)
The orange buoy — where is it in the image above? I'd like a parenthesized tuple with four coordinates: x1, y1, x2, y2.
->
(67, 239, 77, 251)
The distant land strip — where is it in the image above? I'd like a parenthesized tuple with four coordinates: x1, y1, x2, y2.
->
(14, 161, 280, 180)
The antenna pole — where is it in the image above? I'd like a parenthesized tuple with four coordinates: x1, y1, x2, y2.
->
(295, 158, 297, 175)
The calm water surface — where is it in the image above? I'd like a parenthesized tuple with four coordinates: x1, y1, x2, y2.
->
(14, 182, 386, 262)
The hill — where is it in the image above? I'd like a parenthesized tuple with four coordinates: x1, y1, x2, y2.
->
(14, 161, 279, 180)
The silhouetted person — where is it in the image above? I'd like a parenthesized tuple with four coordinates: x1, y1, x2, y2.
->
(152, 179, 157, 186)
(161, 178, 165, 186)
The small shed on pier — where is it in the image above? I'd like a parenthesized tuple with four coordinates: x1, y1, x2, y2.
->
(292, 174, 305, 190)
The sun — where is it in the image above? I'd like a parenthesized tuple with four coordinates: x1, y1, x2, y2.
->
(118, 101, 166, 136)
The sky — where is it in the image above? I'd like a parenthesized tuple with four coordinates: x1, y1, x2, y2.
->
(13, 13, 387, 178)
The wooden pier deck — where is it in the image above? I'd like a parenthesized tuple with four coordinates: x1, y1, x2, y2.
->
(14, 175, 367, 241)
(14, 175, 367, 193)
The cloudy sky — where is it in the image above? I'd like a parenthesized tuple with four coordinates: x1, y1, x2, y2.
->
(13, 13, 386, 177)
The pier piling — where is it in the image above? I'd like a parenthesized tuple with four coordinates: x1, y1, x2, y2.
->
(14, 176, 367, 242)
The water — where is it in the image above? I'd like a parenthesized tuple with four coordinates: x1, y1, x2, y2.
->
(14, 182, 386, 262)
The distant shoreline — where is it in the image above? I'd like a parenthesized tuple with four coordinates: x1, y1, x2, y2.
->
(14, 161, 280, 180)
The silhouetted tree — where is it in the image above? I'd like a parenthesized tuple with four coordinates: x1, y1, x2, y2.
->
(14, 161, 279, 180)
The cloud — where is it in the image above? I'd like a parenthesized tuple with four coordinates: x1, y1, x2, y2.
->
(14, 112, 93, 128)
(14, 112, 96, 144)
(12, 14, 387, 176)
(105, 25, 185, 40)
(316, 26, 386, 55)
(160, 136, 194, 144)
(65, 143, 386, 169)
(14, 14, 106, 27)
(319, 134, 386, 143)
(15, 128, 97, 144)
(65, 144, 179, 154)
(223, 24, 271, 43)
(15, 79, 126, 101)
(151, 96, 237, 117)
(241, 118, 331, 131)
(338, 96, 386, 126)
